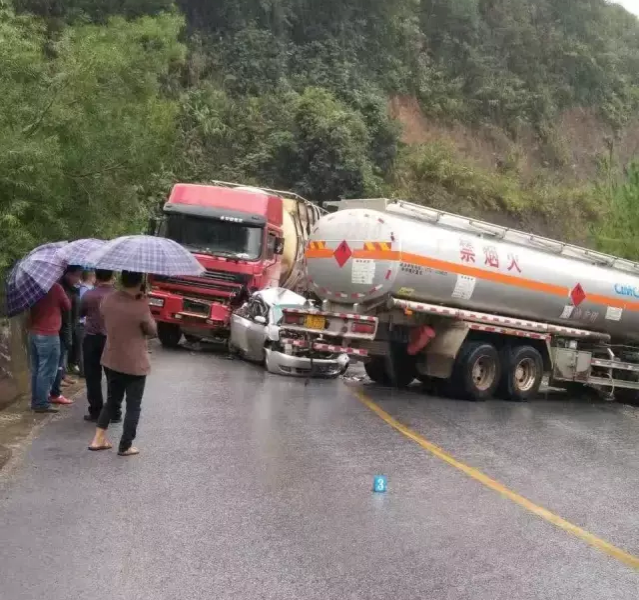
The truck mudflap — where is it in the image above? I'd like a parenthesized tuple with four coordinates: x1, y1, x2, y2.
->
(280, 338, 369, 357)
(391, 299, 610, 341)
(280, 307, 378, 340)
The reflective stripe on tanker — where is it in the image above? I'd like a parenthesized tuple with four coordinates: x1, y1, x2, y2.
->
(305, 243, 639, 312)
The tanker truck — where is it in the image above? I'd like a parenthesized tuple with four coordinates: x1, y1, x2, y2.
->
(148, 182, 325, 347)
(278, 198, 639, 402)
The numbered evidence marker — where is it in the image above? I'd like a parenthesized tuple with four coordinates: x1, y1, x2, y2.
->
(373, 475, 388, 493)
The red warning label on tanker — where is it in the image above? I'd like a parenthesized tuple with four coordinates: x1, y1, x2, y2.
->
(570, 283, 586, 307)
(333, 240, 352, 267)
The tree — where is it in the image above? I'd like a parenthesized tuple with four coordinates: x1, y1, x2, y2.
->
(592, 163, 639, 260)
(0, 5, 185, 271)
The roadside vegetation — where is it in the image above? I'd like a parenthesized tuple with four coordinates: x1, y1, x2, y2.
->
(4, 0, 639, 279)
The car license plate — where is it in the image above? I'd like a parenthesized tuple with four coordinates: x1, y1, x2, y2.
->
(305, 315, 326, 330)
(183, 299, 209, 316)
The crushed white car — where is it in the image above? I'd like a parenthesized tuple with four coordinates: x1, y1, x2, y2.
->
(229, 288, 349, 377)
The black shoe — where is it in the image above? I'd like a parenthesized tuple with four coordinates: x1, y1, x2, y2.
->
(33, 406, 59, 414)
(84, 414, 98, 422)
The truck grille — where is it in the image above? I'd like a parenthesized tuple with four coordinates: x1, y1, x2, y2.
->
(201, 269, 251, 285)
(154, 269, 250, 291)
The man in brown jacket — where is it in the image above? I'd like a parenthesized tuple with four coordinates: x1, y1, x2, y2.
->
(88, 271, 157, 456)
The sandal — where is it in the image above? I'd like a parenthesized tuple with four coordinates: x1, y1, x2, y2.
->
(88, 443, 112, 451)
(118, 447, 140, 457)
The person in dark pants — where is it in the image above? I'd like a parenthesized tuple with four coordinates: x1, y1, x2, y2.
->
(89, 271, 157, 457)
(80, 269, 115, 422)
(50, 266, 82, 405)
(74, 269, 95, 378)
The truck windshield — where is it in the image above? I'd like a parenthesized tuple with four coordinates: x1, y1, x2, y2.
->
(160, 214, 263, 260)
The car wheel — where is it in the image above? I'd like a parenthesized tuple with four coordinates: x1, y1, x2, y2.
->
(264, 348, 278, 374)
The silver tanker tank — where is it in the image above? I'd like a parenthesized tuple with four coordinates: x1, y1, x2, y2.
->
(305, 200, 639, 343)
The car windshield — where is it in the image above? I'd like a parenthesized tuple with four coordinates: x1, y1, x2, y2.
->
(160, 213, 263, 260)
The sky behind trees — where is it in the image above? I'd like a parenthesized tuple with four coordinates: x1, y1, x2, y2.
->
(616, 0, 639, 15)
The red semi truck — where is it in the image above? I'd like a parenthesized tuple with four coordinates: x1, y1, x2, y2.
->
(148, 181, 324, 348)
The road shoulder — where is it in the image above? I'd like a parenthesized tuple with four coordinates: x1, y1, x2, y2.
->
(0, 383, 84, 477)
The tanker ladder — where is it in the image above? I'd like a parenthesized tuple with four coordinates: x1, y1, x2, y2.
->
(280, 299, 639, 403)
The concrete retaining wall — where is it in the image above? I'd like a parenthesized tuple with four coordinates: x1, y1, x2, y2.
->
(0, 317, 29, 410)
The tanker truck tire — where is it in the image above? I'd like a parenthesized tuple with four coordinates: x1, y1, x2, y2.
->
(364, 357, 391, 385)
(158, 323, 182, 349)
(613, 388, 639, 405)
(451, 341, 501, 401)
(386, 342, 416, 388)
(497, 345, 543, 402)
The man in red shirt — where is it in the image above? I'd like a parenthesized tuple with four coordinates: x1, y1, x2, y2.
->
(28, 283, 71, 413)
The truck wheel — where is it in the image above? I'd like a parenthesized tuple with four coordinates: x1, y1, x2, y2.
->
(157, 323, 182, 349)
(614, 388, 639, 405)
(452, 341, 500, 401)
(386, 342, 416, 388)
(497, 345, 544, 402)
(364, 356, 390, 385)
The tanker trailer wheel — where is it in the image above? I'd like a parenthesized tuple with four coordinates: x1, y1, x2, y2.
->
(157, 323, 182, 349)
(613, 388, 639, 405)
(364, 356, 391, 385)
(451, 341, 501, 401)
(497, 345, 543, 402)
(386, 342, 416, 388)
(613, 350, 639, 405)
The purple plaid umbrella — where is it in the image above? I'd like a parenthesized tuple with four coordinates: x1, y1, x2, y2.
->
(85, 235, 204, 276)
(5, 242, 68, 317)
(55, 238, 106, 267)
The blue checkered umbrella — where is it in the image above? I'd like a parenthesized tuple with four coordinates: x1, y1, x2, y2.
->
(5, 242, 68, 317)
(85, 235, 204, 276)
(55, 238, 106, 267)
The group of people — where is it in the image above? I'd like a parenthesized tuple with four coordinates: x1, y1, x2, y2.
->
(28, 268, 157, 456)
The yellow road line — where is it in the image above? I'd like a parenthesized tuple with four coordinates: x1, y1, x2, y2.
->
(353, 389, 639, 571)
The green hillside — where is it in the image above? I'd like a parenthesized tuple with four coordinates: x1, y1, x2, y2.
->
(4, 0, 639, 272)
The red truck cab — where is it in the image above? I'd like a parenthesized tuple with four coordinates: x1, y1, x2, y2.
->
(148, 183, 285, 347)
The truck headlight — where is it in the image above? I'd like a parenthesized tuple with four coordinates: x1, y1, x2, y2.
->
(148, 297, 164, 307)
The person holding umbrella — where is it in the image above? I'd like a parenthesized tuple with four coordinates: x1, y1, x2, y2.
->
(5, 242, 71, 413)
(80, 269, 116, 422)
(49, 265, 83, 405)
(88, 271, 157, 455)
(72, 269, 96, 378)
(27, 281, 71, 413)
(85, 235, 203, 456)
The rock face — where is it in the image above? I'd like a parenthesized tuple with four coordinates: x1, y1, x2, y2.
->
(0, 318, 29, 410)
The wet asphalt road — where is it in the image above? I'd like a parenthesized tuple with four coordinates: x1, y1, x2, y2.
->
(1, 345, 638, 599)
